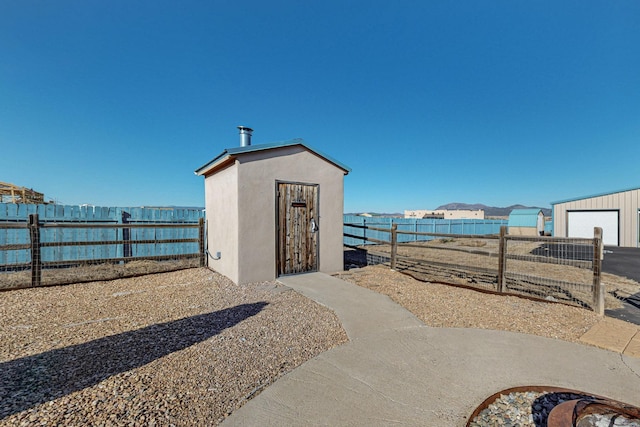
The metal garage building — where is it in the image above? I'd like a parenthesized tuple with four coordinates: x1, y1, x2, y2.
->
(551, 186, 640, 247)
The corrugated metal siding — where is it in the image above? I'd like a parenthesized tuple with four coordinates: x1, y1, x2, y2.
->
(552, 188, 640, 247)
(508, 209, 542, 227)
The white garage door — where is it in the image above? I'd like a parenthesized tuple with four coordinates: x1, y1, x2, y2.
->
(567, 211, 619, 246)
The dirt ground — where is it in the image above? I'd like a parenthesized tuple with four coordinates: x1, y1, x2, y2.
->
(335, 264, 602, 343)
(345, 239, 640, 310)
(0, 258, 200, 290)
(2, 256, 638, 426)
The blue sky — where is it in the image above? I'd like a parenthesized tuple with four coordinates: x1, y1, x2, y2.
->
(1, 1, 638, 213)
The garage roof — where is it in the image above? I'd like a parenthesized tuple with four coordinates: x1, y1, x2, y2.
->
(551, 186, 640, 205)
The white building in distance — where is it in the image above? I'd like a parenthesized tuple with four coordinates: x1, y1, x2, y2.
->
(404, 209, 485, 220)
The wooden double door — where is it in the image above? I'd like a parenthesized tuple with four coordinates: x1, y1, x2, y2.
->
(277, 182, 319, 276)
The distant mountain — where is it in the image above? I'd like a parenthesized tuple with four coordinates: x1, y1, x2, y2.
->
(435, 203, 551, 217)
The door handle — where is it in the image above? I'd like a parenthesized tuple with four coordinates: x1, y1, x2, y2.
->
(310, 218, 318, 233)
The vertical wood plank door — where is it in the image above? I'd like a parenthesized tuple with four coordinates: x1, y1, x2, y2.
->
(277, 182, 319, 276)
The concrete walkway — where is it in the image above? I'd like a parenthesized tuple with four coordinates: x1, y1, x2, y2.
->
(222, 273, 640, 426)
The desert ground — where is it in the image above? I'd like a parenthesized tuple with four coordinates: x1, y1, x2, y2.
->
(2, 258, 638, 426)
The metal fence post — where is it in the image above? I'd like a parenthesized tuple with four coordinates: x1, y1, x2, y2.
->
(199, 217, 206, 267)
(390, 223, 398, 270)
(363, 218, 367, 245)
(497, 225, 507, 292)
(121, 210, 132, 260)
(28, 213, 41, 287)
(593, 227, 604, 315)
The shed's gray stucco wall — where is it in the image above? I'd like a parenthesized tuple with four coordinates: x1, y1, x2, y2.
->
(204, 145, 346, 284)
(204, 163, 239, 281)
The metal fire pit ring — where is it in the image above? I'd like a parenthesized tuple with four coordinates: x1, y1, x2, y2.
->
(467, 386, 640, 426)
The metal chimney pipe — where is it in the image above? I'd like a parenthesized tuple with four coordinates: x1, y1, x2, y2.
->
(238, 126, 253, 147)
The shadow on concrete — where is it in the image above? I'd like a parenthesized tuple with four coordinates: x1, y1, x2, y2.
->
(0, 302, 268, 419)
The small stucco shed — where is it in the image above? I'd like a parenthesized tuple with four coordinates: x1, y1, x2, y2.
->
(508, 209, 545, 236)
(195, 130, 350, 284)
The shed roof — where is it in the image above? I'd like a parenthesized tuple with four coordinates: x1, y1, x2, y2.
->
(195, 138, 351, 177)
(508, 208, 543, 227)
(510, 208, 543, 216)
(550, 185, 640, 205)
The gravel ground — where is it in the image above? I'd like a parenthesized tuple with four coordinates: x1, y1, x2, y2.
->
(335, 264, 601, 343)
(0, 268, 347, 426)
(1, 261, 629, 426)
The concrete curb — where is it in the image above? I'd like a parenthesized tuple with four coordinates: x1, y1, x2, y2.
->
(580, 316, 640, 358)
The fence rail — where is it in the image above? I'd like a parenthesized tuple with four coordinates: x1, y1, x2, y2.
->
(345, 223, 604, 314)
(343, 215, 507, 246)
(1, 214, 206, 290)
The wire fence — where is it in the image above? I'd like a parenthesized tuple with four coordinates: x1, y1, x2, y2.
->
(0, 214, 205, 290)
(344, 223, 604, 314)
(502, 233, 601, 310)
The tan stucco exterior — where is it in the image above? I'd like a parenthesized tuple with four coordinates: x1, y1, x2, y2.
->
(203, 163, 239, 281)
(199, 144, 348, 284)
(552, 187, 640, 248)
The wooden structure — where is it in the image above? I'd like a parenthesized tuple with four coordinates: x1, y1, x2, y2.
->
(0, 182, 45, 204)
(0, 203, 205, 266)
(350, 223, 604, 314)
(277, 182, 319, 276)
(195, 136, 350, 284)
(0, 214, 205, 289)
